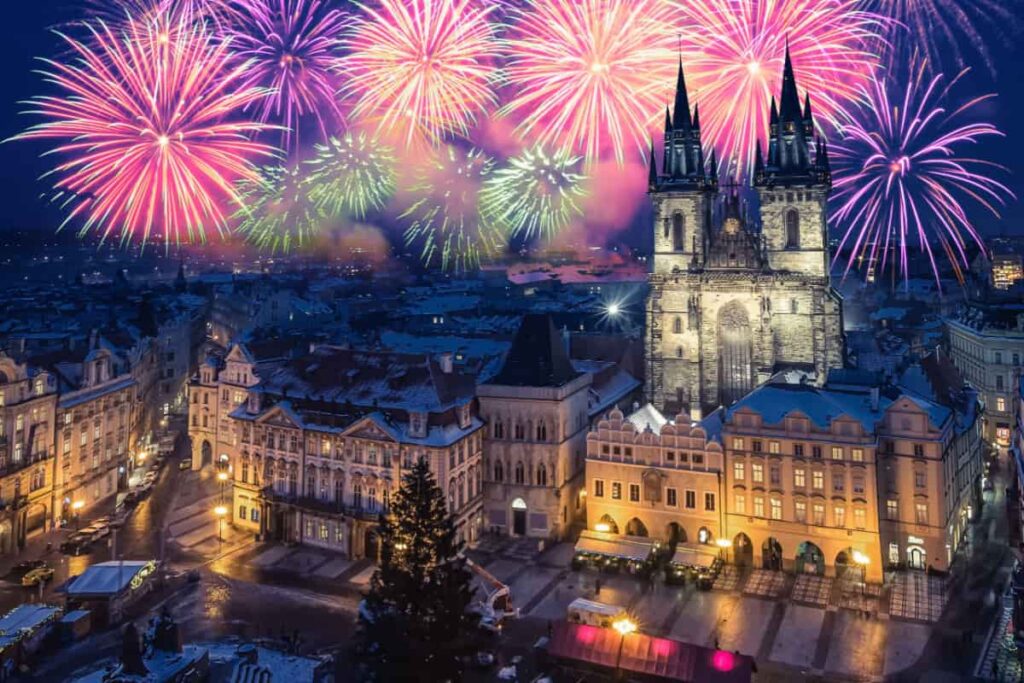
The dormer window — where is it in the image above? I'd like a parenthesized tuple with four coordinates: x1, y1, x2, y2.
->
(459, 404, 471, 429)
(410, 412, 427, 438)
(33, 378, 45, 397)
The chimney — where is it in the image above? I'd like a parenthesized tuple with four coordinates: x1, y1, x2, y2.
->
(438, 352, 453, 374)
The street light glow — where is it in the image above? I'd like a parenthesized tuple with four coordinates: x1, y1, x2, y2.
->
(852, 550, 870, 566)
(715, 538, 733, 549)
(71, 501, 84, 511)
(594, 522, 611, 533)
(214, 505, 227, 516)
(217, 472, 229, 481)
(612, 617, 637, 636)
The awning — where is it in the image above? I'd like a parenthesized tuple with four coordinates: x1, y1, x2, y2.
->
(547, 621, 753, 682)
(575, 531, 655, 562)
(671, 545, 718, 569)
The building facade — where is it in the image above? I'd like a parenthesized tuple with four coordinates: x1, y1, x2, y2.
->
(0, 353, 57, 553)
(585, 404, 725, 547)
(947, 307, 1024, 446)
(645, 54, 843, 417)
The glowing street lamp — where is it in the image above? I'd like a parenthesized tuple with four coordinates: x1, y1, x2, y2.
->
(214, 505, 227, 544)
(594, 522, 611, 533)
(71, 500, 84, 530)
(853, 551, 870, 596)
(715, 537, 732, 562)
(613, 617, 638, 678)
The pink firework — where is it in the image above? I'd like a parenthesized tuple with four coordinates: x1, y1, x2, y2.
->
(830, 59, 1014, 285)
(11, 14, 277, 246)
(224, 0, 348, 150)
(675, 0, 886, 179)
(338, 0, 500, 148)
(499, 0, 679, 166)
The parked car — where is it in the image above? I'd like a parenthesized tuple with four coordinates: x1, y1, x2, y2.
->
(143, 471, 159, 484)
(21, 566, 54, 586)
(60, 534, 93, 556)
(79, 523, 110, 541)
(179, 459, 192, 471)
(9, 560, 47, 579)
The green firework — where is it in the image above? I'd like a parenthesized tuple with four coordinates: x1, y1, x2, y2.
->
(480, 146, 586, 241)
(234, 165, 324, 253)
(401, 145, 502, 273)
(306, 132, 396, 219)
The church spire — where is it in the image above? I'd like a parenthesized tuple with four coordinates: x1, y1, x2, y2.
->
(664, 107, 672, 134)
(754, 139, 764, 176)
(692, 103, 700, 130)
(672, 59, 692, 130)
(778, 41, 802, 125)
(769, 97, 779, 127)
(648, 139, 658, 190)
(708, 149, 718, 180)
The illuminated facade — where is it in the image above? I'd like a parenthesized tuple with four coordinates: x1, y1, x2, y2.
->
(645, 54, 843, 416)
(991, 253, 1023, 290)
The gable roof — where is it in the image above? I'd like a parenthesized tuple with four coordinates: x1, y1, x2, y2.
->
(489, 314, 580, 387)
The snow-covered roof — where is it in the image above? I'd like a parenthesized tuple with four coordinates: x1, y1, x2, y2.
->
(66, 560, 156, 597)
(626, 403, 669, 435)
(0, 604, 61, 637)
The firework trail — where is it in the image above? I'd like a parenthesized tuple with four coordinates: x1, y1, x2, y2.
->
(223, 0, 348, 151)
(481, 146, 586, 242)
(674, 0, 885, 179)
(235, 164, 324, 252)
(402, 145, 500, 272)
(338, 0, 500, 148)
(10, 14, 276, 247)
(830, 59, 1013, 285)
(499, 0, 678, 167)
(306, 132, 397, 219)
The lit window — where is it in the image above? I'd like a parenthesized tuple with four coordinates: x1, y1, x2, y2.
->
(734, 494, 746, 514)
(752, 463, 764, 483)
(915, 503, 928, 525)
(593, 480, 604, 497)
(794, 468, 806, 488)
(733, 462, 745, 480)
(854, 508, 866, 530)
(997, 397, 1006, 412)
(812, 503, 825, 526)
(629, 484, 640, 502)
(851, 448, 864, 462)
(812, 471, 824, 490)
(794, 500, 806, 523)
(753, 496, 764, 517)
(769, 498, 782, 520)
(887, 499, 899, 520)
(611, 482, 622, 500)
(731, 437, 744, 450)
(768, 441, 780, 454)
(831, 447, 843, 460)
(834, 506, 846, 528)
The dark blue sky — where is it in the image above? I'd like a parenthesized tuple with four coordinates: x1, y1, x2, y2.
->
(1, 2, 1022, 236)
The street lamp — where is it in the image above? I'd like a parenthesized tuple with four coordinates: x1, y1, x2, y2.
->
(715, 538, 733, 562)
(217, 471, 229, 504)
(71, 500, 84, 530)
(214, 505, 227, 545)
(594, 523, 611, 533)
(612, 617, 637, 680)
(852, 551, 870, 597)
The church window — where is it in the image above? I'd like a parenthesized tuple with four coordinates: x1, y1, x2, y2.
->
(514, 461, 525, 484)
(672, 213, 685, 251)
(536, 423, 547, 441)
(494, 460, 504, 482)
(673, 316, 682, 334)
(784, 209, 800, 249)
(537, 463, 547, 486)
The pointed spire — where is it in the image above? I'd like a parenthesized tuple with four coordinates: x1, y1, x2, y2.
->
(692, 103, 700, 130)
(648, 139, 658, 189)
(820, 138, 831, 174)
(664, 107, 672, 134)
(754, 140, 765, 174)
(673, 59, 692, 130)
(803, 93, 813, 121)
(708, 149, 718, 179)
(778, 40, 802, 124)
(769, 97, 779, 125)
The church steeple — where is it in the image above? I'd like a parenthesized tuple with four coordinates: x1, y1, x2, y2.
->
(648, 139, 658, 191)
(654, 57, 711, 191)
(778, 42, 802, 126)
(672, 59, 692, 130)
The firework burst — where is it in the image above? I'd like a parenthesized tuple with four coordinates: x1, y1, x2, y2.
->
(675, 0, 885, 179)
(481, 146, 586, 242)
(830, 60, 1013, 285)
(223, 0, 348, 150)
(11, 15, 276, 246)
(235, 164, 324, 252)
(402, 146, 500, 272)
(499, 0, 678, 167)
(338, 0, 500, 148)
(306, 132, 396, 219)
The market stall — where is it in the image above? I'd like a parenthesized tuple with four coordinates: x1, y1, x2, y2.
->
(666, 544, 722, 588)
(572, 530, 658, 575)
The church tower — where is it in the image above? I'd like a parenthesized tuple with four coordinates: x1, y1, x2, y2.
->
(753, 46, 832, 276)
(648, 60, 718, 274)
(645, 53, 843, 417)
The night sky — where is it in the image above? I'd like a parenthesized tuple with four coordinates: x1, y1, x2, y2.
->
(1, 2, 1022, 238)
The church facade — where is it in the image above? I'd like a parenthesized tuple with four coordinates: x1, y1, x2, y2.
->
(645, 53, 844, 417)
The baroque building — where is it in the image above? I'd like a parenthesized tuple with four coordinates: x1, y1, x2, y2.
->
(645, 53, 844, 417)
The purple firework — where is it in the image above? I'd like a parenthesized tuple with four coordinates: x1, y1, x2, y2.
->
(224, 0, 347, 151)
(829, 59, 1014, 286)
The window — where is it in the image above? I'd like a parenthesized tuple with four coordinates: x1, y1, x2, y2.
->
(514, 461, 525, 484)
(913, 444, 924, 457)
(241, 461, 249, 484)
(672, 212, 685, 251)
(514, 424, 524, 440)
(915, 503, 928, 525)
(731, 437, 744, 450)
(914, 470, 926, 489)
(673, 316, 683, 334)
(812, 471, 824, 490)
(996, 376, 1004, 391)
(704, 492, 715, 511)
(666, 450, 675, 462)
(734, 494, 746, 514)
(854, 508, 866, 530)
(692, 453, 703, 465)
(536, 423, 547, 441)
(834, 506, 846, 528)
(752, 463, 764, 483)
(494, 460, 504, 482)
(629, 483, 640, 502)
(852, 475, 865, 495)
(812, 503, 825, 526)
(612, 482, 622, 500)
(784, 209, 800, 248)
(769, 498, 782, 520)
(768, 441, 780, 454)
(733, 462, 745, 481)
(795, 500, 807, 523)
(593, 479, 604, 497)
(769, 465, 781, 486)
(753, 496, 764, 517)
(790, 299, 799, 314)
(831, 446, 843, 461)
(239, 505, 247, 520)
(685, 490, 696, 509)
(996, 351, 1003, 364)
(812, 445, 822, 459)
(851, 448, 864, 462)
(794, 468, 806, 488)
(752, 440, 763, 453)
(997, 397, 1007, 412)
(887, 499, 899, 520)
(832, 472, 845, 493)
(793, 443, 804, 457)
(666, 488, 677, 507)
(251, 508, 259, 522)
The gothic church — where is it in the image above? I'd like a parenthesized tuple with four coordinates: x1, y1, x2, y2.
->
(645, 50, 844, 417)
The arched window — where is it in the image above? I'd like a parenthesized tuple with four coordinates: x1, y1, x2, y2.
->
(494, 460, 504, 482)
(785, 209, 800, 249)
(673, 316, 682, 334)
(493, 420, 504, 439)
(448, 480, 456, 510)
(353, 483, 363, 509)
(536, 423, 547, 441)
(676, 346, 683, 358)
(334, 476, 344, 503)
(672, 213, 685, 251)
(537, 463, 548, 487)
(514, 461, 525, 484)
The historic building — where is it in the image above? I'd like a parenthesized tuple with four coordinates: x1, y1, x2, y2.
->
(479, 315, 642, 540)
(645, 54, 844, 417)
(0, 353, 56, 553)
(191, 343, 484, 558)
(585, 404, 725, 546)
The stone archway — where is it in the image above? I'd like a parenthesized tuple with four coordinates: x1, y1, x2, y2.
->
(733, 533, 754, 567)
(598, 514, 619, 535)
(762, 537, 783, 570)
(625, 517, 648, 537)
(665, 522, 686, 546)
(796, 541, 825, 575)
(201, 440, 213, 468)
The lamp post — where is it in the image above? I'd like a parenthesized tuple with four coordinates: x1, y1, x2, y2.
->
(853, 551, 870, 598)
(217, 471, 228, 504)
(71, 500, 84, 530)
(214, 505, 227, 549)
(715, 538, 733, 563)
(612, 617, 637, 680)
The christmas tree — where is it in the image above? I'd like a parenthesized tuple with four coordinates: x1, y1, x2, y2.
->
(356, 457, 475, 682)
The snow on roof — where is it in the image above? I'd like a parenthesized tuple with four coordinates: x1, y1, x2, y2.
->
(727, 383, 891, 431)
(67, 561, 156, 597)
(626, 403, 668, 435)
(201, 639, 329, 682)
(0, 604, 61, 636)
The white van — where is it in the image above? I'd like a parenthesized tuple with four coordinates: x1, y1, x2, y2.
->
(566, 598, 627, 628)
